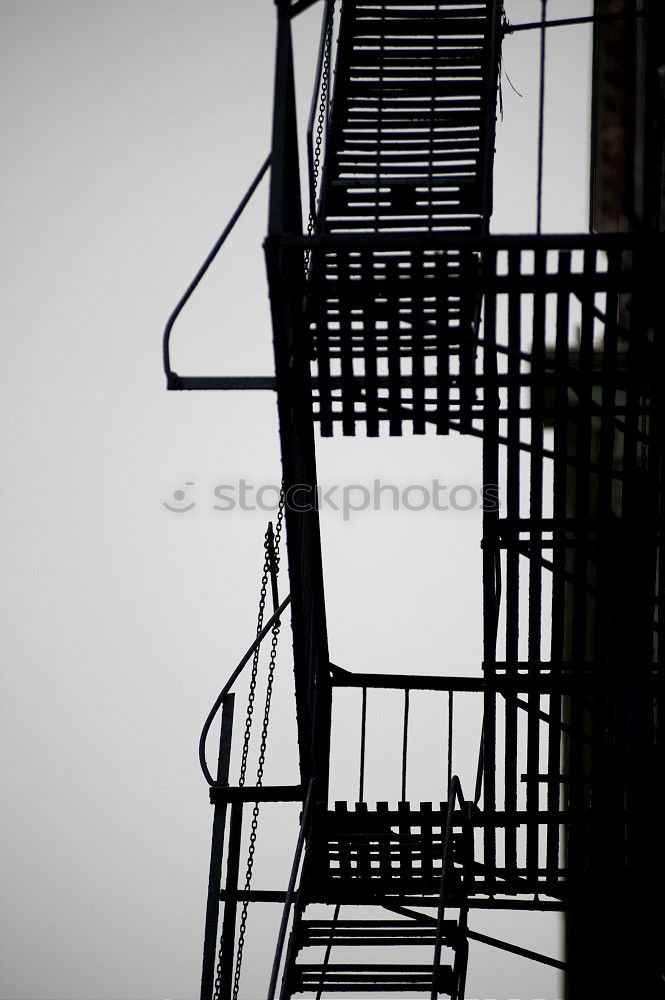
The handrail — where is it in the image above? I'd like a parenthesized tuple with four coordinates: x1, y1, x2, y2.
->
(198, 594, 291, 785)
(473, 727, 484, 808)
(306, 0, 334, 225)
(267, 779, 315, 1000)
(163, 154, 271, 385)
(431, 776, 473, 1000)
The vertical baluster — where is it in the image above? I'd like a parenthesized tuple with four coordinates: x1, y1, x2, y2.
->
(220, 800, 243, 1000)
(359, 686, 367, 803)
(482, 247, 499, 893)
(447, 690, 454, 796)
(504, 248, 521, 884)
(547, 249, 571, 889)
(527, 246, 546, 889)
(401, 689, 410, 802)
(200, 695, 235, 1000)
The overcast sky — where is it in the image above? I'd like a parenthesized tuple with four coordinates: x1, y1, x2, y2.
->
(1, 2, 592, 997)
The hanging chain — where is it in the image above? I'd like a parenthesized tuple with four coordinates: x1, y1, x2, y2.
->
(305, 3, 334, 273)
(213, 491, 285, 1000)
(238, 538, 270, 787)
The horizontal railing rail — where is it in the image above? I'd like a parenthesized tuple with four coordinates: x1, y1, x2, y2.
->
(283, 230, 661, 249)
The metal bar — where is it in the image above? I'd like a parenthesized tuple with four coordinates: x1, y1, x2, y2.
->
(313, 256, 334, 436)
(505, 694, 592, 747)
(200, 695, 235, 1000)
(163, 155, 271, 384)
(282, 231, 658, 250)
(359, 686, 367, 803)
(411, 251, 426, 435)
(339, 253, 356, 435)
(170, 373, 649, 393)
(536, 0, 547, 233)
(220, 889, 287, 903)
(387, 257, 403, 436)
(436, 254, 450, 434)
(306, 0, 334, 222)
(568, 248, 596, 890)
(546, 250, 570, 886)
(447, 692, 453, 796)
(504, 247, 521, 884)
(209, 784, 304, 804)
(526, 245, 546, 888)
(199, 595, 291, 785)
(267, 522, 280, 613)
(268, 780, 314, 1000)
(481, 248, 499, 892)
(219, 800, 243, 1000)
(167, 376, 277, 391)
(590, 249, 620, 894)
(432, 778, 471, 1000)
(504, 10, 647, 34)
(465, 928, 567, 971)
(401, 690, 409, 802)
(290, 0, 324, 15)
(330, 665, 485, 692)
(315, 903, 340, 1000)
(387, 897, 570, 911)
(363, 250, 380, 437)
(481, 0, 502, 231)
(473, 724, 484, 807)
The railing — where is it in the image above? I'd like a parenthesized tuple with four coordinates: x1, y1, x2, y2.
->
(198, 594, 290, 785)
(330, 664, 484, 806)
(431, 776, 473, 1000)
(306, 0, 334, 228)
(162, 154, 271, 388)
(267, 779, 315, 1000)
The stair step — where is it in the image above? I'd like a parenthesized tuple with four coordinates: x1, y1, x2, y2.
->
(300, 917, 459, 948)
(292, 962, 455, 993)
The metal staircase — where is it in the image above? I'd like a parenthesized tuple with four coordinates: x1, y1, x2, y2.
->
(162, 1, 665, 997)
(321, 0, 498, 236)
(277, 784, 473, 998)
(307, 0, 502, 436)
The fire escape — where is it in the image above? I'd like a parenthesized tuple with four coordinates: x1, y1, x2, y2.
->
(164, 1, 664, 997)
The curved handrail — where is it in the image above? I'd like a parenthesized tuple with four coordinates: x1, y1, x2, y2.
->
(431, 776, 473, 1000)
(198, 594, 291, 785)
(163, 154, 271, 385)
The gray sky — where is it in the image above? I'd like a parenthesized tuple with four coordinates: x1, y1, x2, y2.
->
(1, 2, 592, 997)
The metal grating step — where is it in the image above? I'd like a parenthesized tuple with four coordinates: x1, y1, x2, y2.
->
(299, 917, 459, 948)
(291, 962, 455, 994)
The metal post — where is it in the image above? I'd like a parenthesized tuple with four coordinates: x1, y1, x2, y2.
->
(219, 801, 243, 1000)
(200, 695, 235, 1000)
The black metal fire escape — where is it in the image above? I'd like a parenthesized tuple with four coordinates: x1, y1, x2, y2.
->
(164, 1, 665, 997)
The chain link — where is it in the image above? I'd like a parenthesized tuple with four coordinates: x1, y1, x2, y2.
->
(212, 491, 285, 1000)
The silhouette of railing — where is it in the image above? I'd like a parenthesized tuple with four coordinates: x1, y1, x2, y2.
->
(163, 154, 271, 389)
(267, 780, 315, 1000)
(198, 594, 290, 786)
(432, 776, 473, 1000)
